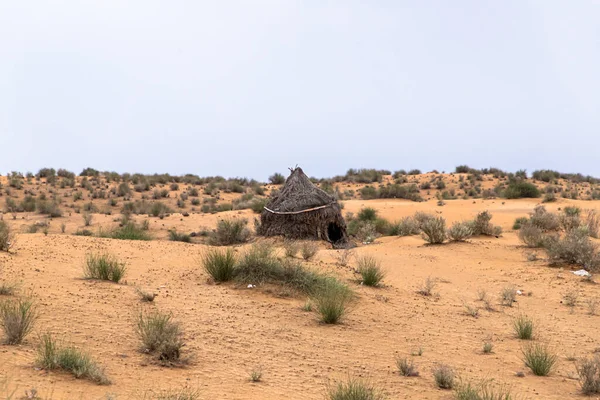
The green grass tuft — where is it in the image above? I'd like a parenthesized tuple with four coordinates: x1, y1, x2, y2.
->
(83, 253, 126, 283)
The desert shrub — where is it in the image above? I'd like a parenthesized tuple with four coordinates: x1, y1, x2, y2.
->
(36, 200, 62, 217)
(150, 202, 171, 217)
(250, 198, 267, 214)
(279, 259, 329, 294)
(447, 221, 473, 242)
(513, 217, 528, 230)
(532, 169, 560, 182)
(170, 183, 179, 191)
(544, 228, 599, 270)
(117, 182, 131, 197)
(168, 230, 191, 243)
(387, 217, 420, 236)
(576, 356, 600, 394)
(359, 186, 378, 200)
(107, 222, 152, 241)
(20, 195, 36, 212)
(357, 207, 378, 222)
(202, 248, 237, 282)
(433, 364, 455, 389)
(136, 310, 184, 363)
(518, 224, 548, 248)
(504, 182, 540, 199)
(417, 277, 437, 296)
(283, 240, 300, 258)
(74, 229, 94, 237)
(300, 242, 319, 261)
(146, 387, 201, 400)
(454, 380, 515, 400)
(326, 377, 385, 400)
(396, 357, 419, 377)
(586, 210, 600, 239)
(235, 244, 281, 284)
(500, 286, 517, 307)
(356, 255, 384, 287)
(542, 192, 556, 203)
(513, 315, 534, 340)
(269, 173, 285, 185)
(209, 218, 250, 246)
(83, 212, 93, 226)
(83, 253, 126, 283)
(420, 216, 446, 244)
(37, 333, 110, 384)
(522, 343, 557, 376)
(311, 279, 353, 324)
(560, 207, 582, 232)
(0, 297, 37, 344)
(529, 205, 560, 231)
(0, 221, 15, 252)
(355, 222, 378, 243)
(471, 211, 501, 236)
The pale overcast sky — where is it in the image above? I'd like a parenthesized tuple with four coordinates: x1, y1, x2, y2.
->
(1, 1, 599, 180)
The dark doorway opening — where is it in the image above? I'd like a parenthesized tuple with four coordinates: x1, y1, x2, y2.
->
(327, 223, 343, 243)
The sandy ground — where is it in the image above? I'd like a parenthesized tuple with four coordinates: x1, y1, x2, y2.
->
(0, 193, 599, 399)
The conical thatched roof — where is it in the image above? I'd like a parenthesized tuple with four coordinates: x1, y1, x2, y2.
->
(257, 167, 349, 247)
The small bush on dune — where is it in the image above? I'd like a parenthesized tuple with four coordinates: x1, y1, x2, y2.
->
(326, 377, 385, 400)
(136, 310, 184, 363)
(356, 255, 384, 287)
(269, 173, 285, 185)
(202, 248, 237, 282)
(504, 181, 540, 199)
(387, 217, 420, 236)
(0, 221, 15, 252)
(357, 207, 378, 222)
(420, 216, 446, 244)
(454, 380, 515, 400)
(37, 333, 109, 384)
(576, 356, 600, 394)
(147, 387, 201, 400)
(586, 210, 600, 239)
(0, 297, 38, 344)
(560, 207, 582, 232)
(209, 218, 251, 246)
(522, 343, 557, 376)
(544, 228, 599, 270)
(300, 242, 319, 261)
(168, 230, 191, 243)
(447, 221, 473, 242)
(513, 217, 528, 230)
(106, 222, 152, 241)
(529, 205, 560, 231)
(518, 224, 549, 248)
(471, 211, 502, 236)
(396, 357, 419, 377)
(84, 253, 126, 283)
(311, 279, 353, 324)
(433, 364, 455, 389)
(500, 286, 517, 307)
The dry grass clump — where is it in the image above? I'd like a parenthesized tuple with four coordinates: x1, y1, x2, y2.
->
(387, 216, 420, 236)
(311, 279, 353, 324)
(420, 216, 446, 244)
(396, 357, 419, 377)
(300, 241, 319, 261)
(447, 221, 473, 242)
(500, 286, 517, 307)
(168, 229, 191, 243)
(433, 364, 455, 389)
(576, 356, 600, 394)
(201, 248, 237, 282)
(136, 310, 184, 363)
(454, 379, 515, 400)
(528, 205, 560, 231)
(417, 277, 437, 297)
(37, 333, 110, 384)
(144, 387, 201, 400)
(100, 221, 152, 241)
(0, 297, 38, 344)
(356, 255, 384, 287)
(326, 377, 386, 400)
(83, 253, 126, 283)
(335, 248, 354, 266)
(513, 315, 534, 340)
(521, 343, 557, 376)
(249, 366, 263, 382)
(283, 240, 300, 258)
(208, 218, 251, 246)
(0, 221, 15, 252)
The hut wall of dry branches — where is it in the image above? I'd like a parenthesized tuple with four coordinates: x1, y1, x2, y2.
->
(257, 167, 349, 246)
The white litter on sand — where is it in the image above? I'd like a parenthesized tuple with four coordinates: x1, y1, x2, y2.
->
(572, 269, 591, 277)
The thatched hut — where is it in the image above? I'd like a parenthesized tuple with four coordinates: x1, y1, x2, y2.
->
(257, 167, 349, 247)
